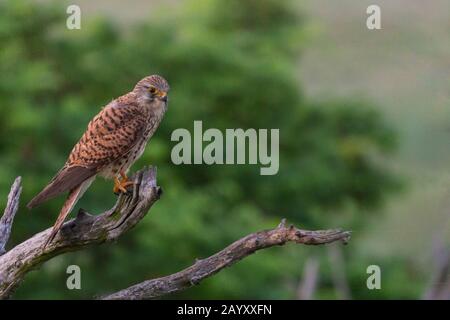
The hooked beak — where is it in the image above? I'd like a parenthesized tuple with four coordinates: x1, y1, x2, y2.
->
(158, 92, 168, 103)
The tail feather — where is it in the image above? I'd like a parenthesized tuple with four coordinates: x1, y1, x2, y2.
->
(28, 165, 97, 209)
(43, 177, 95, 248)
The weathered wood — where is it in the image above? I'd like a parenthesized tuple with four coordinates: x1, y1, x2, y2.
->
(102, 219, 351, 300)
(0, 168, 351, 300)
(0, 177, 22, 256)
(0, 166, 161, 299)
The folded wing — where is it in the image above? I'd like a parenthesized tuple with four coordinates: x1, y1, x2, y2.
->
(27, 101, 146, 209)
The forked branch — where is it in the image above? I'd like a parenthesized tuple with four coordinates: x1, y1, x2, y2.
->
(0, 167, 351, 300)
(0, 167, 161, 299)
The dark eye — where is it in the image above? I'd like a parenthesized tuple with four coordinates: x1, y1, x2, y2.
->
(149, 86, 157, 94)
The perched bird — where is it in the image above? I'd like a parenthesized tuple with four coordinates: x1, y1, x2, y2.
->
(27, 75, 170, 247)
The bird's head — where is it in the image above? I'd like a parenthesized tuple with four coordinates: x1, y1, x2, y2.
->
(133, 75, 170, 109)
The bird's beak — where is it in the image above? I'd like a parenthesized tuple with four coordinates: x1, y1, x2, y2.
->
(159, 92, 168, 103)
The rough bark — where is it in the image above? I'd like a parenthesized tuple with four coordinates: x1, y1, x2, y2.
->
(103, 220, 350, 300)
(0, 166, 351, 300)
(0, 177, 22, 256)
(0, 166, 161, 299)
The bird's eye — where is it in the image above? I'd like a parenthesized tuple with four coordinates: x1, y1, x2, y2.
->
(149, 86, 157, 94)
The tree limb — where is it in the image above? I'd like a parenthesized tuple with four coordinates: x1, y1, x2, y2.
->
(102, 219, 351, 300)
(0, 177, 22, 256)
(0, 166, 351, 300)
(0, 166, 161, 299)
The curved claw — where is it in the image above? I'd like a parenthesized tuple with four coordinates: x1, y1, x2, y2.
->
(113, 176, 135, 194)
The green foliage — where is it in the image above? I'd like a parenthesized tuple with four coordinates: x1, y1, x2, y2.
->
(0, 0, 399, 299)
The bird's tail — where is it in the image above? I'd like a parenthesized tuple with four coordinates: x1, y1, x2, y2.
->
(43, 177, 94, 248)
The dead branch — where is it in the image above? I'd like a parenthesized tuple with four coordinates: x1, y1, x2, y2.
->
(0, 176, 22, 256)
(0, 166, 161, 299)
(102, 219, 351, 300)
(0, 167, 351, 300)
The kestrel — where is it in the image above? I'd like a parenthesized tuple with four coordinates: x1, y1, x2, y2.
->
(27, 75, 170, 247)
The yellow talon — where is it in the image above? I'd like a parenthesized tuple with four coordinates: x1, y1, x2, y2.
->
(113, 172, 134, 194)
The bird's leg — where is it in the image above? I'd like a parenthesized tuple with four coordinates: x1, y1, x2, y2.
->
(120, 170, 135, 188)
(113, 170, 134, 194)
(113, 177, 127, 194)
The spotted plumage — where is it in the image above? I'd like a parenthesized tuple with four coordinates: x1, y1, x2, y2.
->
(27, 75, 170, 247)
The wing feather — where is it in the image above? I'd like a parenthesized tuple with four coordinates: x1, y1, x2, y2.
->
(28, 97, 146, 209)
(27, 166, 96, 209)
(67, 101, 146, 168)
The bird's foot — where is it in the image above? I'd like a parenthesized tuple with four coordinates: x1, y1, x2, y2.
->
(113, 176, 134, 195)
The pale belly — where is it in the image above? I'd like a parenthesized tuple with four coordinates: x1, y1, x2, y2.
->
(98, 140, 148, 180)
(97, 108, 164, 180)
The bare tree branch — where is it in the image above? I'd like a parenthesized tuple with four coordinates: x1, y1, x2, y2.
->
(102, 219, 351, 300)
(0, 168, 351, 300)
(0, 166, 161, 299)
(0, 177, 22, 256)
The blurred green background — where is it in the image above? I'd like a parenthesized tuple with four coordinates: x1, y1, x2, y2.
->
(0, 0, 449, 299)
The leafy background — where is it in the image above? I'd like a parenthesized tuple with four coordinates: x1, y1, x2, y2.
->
(0, 0, 448, 299)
